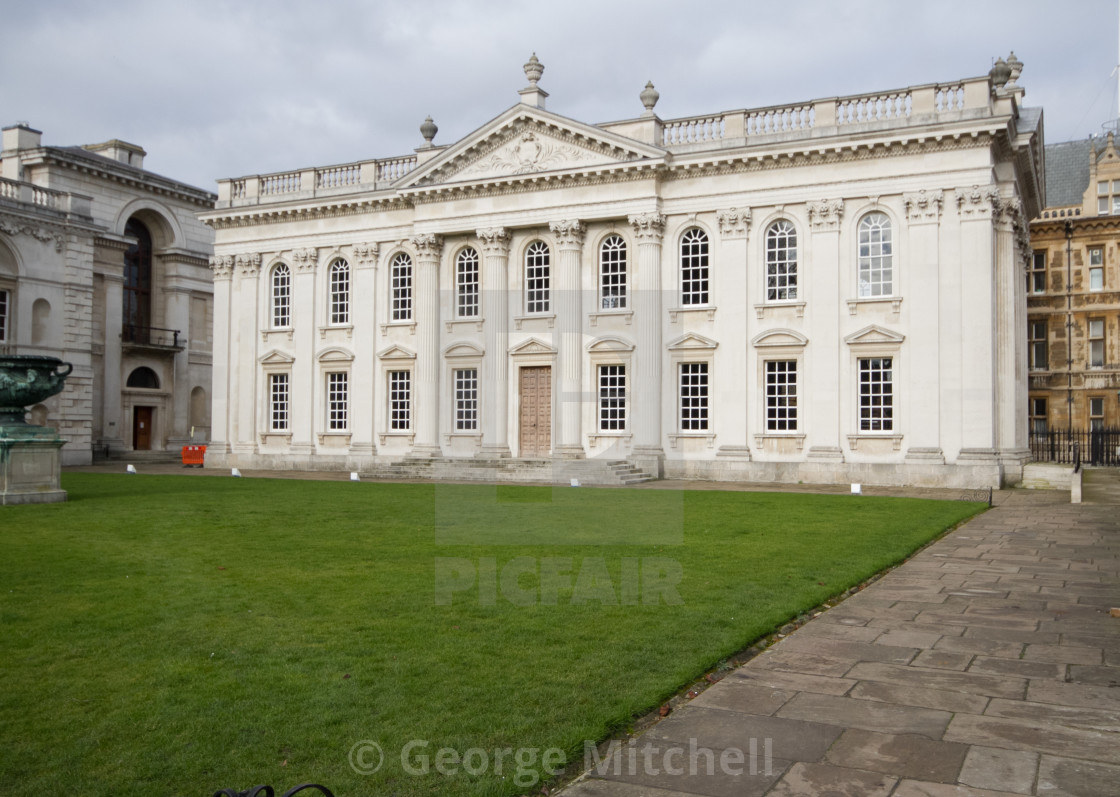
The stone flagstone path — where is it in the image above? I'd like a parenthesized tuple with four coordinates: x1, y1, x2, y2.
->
(561, 490, 1120, 797)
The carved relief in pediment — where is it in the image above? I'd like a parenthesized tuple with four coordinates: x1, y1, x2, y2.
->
(452, 130, 612, 181)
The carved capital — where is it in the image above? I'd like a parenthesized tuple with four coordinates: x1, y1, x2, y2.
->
(808, 199, 844, 230)
(903, 190, 943, 223)
(209, 254, 235, 280)
(292, 247, 318, 273)
(476, 227, 511, 256)
(234, 252, 261, 277)
(628, 212, 666, 243)
(549, 219, 585, 249)
(352, 242, 380, 269)
(955, 185, 1001, 219)
(410, 233, 444, 259)
(716, 207, 751, 238)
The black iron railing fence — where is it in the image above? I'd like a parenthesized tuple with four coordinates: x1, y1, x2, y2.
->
(1029, 428, 1120, 467)
(122, 324, 182, 348)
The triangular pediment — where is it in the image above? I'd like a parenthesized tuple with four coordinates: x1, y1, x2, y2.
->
(259, 349, 295, 365)
(667, 333, 719, 352)
(508, 336, 557, 356)
(400, 106, 666, 190)
(844, 325, 905, 346)
(443, 341, 485, 358)
(377, 344, 416, 360)
(751, 328, 808, 348)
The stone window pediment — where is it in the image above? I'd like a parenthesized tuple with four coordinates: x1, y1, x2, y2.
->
(377, 344, 416, 361)
(844, 325, 905, 346)
(508, 337, 557, 356)
(443, 341, 485, 359)
(667, 332, 719, 352)
(586, 335, 635, 353)
(258, 349, 295, 365)
(317, 346, 355, 363)
(751, 328, 808, 348)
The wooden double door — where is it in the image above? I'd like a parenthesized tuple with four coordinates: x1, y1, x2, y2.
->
(518, 366, 552, 457)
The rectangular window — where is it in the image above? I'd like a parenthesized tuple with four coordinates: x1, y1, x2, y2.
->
(1029, 252, 1046, 293)
(1112, 196, 1120, 215)
(598, 365, 627, 431)
(1030, 397, 1048, 435)
(456, 249, 479, 318)
(1099, 197, 1109, 215)
(327, 372, 348, 431)
(454, 368, 478, 431)
(269, 373, 290, 432)
(1098, 181, 1109, 196)
(1089, 318, 1105, 368)
(766, 360, 798, 431)
(680, 230, 710, 306)
(1089, 248, 1104, 291)
(330, 262, 350, 324)
(0, 289, 8, 343)
(1090, 397, 1105, 432)
(391, 254, 413, 322)
(858, 357, 893, 432)
(679, 363, 708, 431)
(1028, 320, 1048, 370)
(389, 370, 411, 430)
(600, 236, 628, 310)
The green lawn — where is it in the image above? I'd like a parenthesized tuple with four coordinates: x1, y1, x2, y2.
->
(0, 474, 984, 796)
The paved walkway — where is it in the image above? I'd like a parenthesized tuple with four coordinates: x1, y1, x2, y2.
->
(561, 490, 1120, 797)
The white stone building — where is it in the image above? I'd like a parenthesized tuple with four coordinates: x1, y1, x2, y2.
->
(0, 125, 215, 464)
(204, 55, 1042, 488)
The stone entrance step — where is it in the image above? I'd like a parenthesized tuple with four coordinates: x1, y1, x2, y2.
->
(361, 456, 654, 486)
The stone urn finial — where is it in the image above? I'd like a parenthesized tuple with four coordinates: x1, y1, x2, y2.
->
(990, 56, 1011, 89)
(524, 53, 544, 87)
(420, 116, 438, 146)
(1006, 51, 1023, 87)
(641, 81, 660, 114)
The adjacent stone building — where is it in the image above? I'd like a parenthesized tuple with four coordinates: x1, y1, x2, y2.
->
(0, 124, 215, 464)
(1028, 132, 1120, 436)
(203, 55, 1042, 488)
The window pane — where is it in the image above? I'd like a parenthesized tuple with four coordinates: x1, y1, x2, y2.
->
(327, 372, 348, 431)
(330, 260, 350, 325)
(526, 241, 551, 314)
(766, 221, 798, 301)
(456, 248, 479, 318)
(391, 254, 413, 321)
(270, 373, 289, 432)
(600, 235, 627, 310)
(680, 229, 709, 306)
(679, 363, 708, 431)
(454, 368, 478, 431)
(272, 264, 291, 327)
(389, 371, 411, 430)
(1090, 248, 1104, 266)
(857, 213, 892, 297)
(859, 357, 893, 432)
(599, 364, 627, 431)
(766, 360, 798, 431)
(1090, 267, 1104, 291)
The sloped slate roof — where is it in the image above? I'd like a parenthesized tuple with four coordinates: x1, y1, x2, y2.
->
(1044, 138, 1092, 208)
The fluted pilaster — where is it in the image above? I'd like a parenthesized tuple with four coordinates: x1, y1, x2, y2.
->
(550, 219, 585, 457)
(478, 228, 512, 457)
(411, 234, 443, 455)
(628, 213, 666, 471)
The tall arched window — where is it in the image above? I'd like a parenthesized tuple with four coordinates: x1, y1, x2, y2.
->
(123, 218, 153, 342)
(525, 241, 550, 314)
(858, 212, 893, 297)
(329, 259, 350, 325)
(680, 228, 709, 305)
(271, 263, 291, 327)
(391, 253, 413, 321)
(766, 221, 798, 301)
(600, 235, 627, 309)
(456, 247, 479, 318)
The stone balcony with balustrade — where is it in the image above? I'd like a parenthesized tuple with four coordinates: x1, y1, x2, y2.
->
(0, 176, 93, 221)
(214, 73, 1012, 210)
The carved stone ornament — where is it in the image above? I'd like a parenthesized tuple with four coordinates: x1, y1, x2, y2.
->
(410, 233, 444, 258)
(628, 213, 666, 242)
(549, 219, 585, 248)
(292, 248, 318, 272)
(234, 252, 261, 276)
(476, 227, 511, 255)
(808, 199, 844, 230)
(456, 130, 607, 180)
(209, 255, 235, 280)
(0, 218, 64, 251)
(716, 207, 752, 238)
(955, 185, 1001, 218)
(903, 190, 944, 223)
(352, 242, 379, 269)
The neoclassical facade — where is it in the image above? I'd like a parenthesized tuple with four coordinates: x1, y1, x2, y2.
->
(204, 55, 1042, 487)
(0, 124, 215, 464)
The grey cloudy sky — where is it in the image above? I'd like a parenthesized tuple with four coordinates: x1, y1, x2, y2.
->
(3, 0, 1119, 191)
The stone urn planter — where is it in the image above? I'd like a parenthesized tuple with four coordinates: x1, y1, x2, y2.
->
(0, 355, 73, 505)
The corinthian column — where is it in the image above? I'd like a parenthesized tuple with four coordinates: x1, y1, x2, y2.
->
(207, 255, 234, 463)
(550, 219, 585, 458)
(411, 233, 443, 456)
(629, 212, 666, 475)
(478, 227, 511, 457)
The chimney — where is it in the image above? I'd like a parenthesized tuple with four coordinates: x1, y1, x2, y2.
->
(83, 139, 146, 169)
(2, 123, 43, 153)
